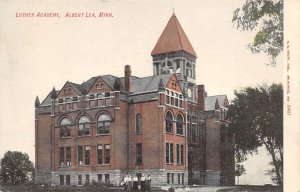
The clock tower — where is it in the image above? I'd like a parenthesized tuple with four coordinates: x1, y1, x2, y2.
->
(151, 13, 197, 102)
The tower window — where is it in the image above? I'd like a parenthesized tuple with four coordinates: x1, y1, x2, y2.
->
(136, 113, 142, 134)
(165, 111, 173, 133)
(176, 114, 184, 135)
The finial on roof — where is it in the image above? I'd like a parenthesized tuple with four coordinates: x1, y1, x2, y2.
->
(35, 96, 40, 107)
(158, 78, 165, 91)
(114, 78, 121, 91)
(172, 7, 175, 15)
(215, 98, 220, 110)
(50, 87, 57, 99)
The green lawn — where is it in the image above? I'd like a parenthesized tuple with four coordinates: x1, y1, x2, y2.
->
(217, 185, 283, 192)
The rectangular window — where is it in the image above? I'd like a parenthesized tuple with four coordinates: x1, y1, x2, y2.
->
(167, 173, 170, 184)
(78, 175, 82, 185)
(136, 143, 142, 165)
(105, 98, 112, 106)
(97, 145, 103, 164)
(166, 95, 170, 104)
(66, 175, 70, 185)
(59, 175, 64, 185)
(176, 144, 184, 165)
(85, 174, 89, 184)
(85, 146, 90, 165)
(77, 146, 83, 165)
(182, 173, 184, 184)
(97, 174, 102, 183)
(166, 143, 173, 164)
(105, 174, 110, 184)
(171, 173, 174, 184)
(59, 147, 64, 166)
(178, 173, 180, 184)
(104, 144, 110, 164)
(89, 100, 95, 108)
(66, 146, 71, 166)
(192, 124, 196, 142)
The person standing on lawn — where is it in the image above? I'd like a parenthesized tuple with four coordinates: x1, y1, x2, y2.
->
(140, 173, 146, 191)
(145, 174, 151, 191)
(133, 175, 138, 191)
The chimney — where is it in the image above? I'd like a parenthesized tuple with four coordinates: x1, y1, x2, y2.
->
(125, 65, 132, 93)
(197, 85, 205, 111)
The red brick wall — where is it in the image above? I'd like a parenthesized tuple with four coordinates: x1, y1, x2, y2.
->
(36, 113, 52, 172)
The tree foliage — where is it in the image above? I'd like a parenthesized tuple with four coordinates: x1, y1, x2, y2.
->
(0, 151, 34, 185)
(235, 164, 246, 185)
(227, 83, 283, 186)
(232, 0, 283, 65)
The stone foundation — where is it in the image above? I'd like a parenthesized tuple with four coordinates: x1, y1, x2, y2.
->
(50, 169, 188, 186)
(206, 171, 221, 185)
(35, 172, 52, 185)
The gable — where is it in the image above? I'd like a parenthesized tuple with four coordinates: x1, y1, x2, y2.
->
(87, 76, 112, 94)
(56, 82, 81, 98)
(166, 74, 182, 93)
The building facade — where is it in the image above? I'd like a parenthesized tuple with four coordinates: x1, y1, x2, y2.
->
(35, 14, 234, 186)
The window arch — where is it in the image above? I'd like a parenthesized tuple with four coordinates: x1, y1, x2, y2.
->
(176, 114, 184, 135)
(136, 113, 142, 134)
(165, 111, 173, 133)
(78, 116, 90, 136)
(60, 118, 71, 137)
(97, 113, 111, 134)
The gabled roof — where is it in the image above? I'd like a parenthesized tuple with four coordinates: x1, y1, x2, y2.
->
(130, 74, 173, 94)
(205, 95, 227, 111)
(151, 13, 197, 57)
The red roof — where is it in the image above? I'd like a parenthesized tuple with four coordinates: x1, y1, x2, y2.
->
(151, 14, 197, 57)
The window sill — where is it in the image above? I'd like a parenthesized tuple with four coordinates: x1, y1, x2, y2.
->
(96, 134, 110, 136)
(78, 135, 91, 138)
(96, 164, 111, 166)
(165, 132, 174, 135)
(59, 136, 71, 139)
(175, 134, 185, 137)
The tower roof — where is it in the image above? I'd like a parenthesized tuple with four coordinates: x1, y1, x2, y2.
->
(151, 13, 197, 57)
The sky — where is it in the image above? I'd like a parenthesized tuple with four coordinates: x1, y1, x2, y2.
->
(0, 0, 285, 186)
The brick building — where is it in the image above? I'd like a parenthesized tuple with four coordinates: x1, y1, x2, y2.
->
(34, 14, 235, 186)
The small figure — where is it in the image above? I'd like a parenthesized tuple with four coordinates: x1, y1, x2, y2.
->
(123, 174, 129, 191)
(145, 174, 151, 192)
(133, 175, 138, 191)
(127, 175, 133, 191)
(140, 173, 146, 191)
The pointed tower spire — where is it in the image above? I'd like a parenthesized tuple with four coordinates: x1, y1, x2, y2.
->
(50, 87, 57, 99)
(35, 96, 40, 107)
(158, 78, 165, 91)
(114, 78, 121, 91)
(151, 14, 197, 57)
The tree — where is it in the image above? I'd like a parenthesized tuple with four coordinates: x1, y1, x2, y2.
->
(235, 164, 246, 185)
(0, 151, 34, 185)
(227, 83, 283, 186)
(232, 0, 283, 65)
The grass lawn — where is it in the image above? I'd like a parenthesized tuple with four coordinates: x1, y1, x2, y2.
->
(217, 185, 283, 192)
(0, 185, 167, 192)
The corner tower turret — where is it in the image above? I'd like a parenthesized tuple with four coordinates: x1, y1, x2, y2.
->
(151, 13, 197, 102)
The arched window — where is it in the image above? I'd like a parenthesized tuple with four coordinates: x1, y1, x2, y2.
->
(60, 118, 71, 137)
(78, 116, 90, 136)
(176, 114, 184, 135)
(136, 113, 142, 134)
(165, 111, 173, 133)
(97, 113, 111, 134)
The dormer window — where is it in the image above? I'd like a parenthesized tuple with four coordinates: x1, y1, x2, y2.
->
(96, 83, 104, 89)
